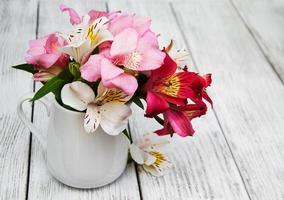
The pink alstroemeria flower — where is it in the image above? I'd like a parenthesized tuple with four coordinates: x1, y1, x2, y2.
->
(60, 4, 109, 25)
(81, 28, 165, 96)
(25, 33, 68, 69)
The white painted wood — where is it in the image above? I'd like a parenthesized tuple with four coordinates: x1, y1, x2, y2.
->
(0, 0, 37, 199)
(173, 0, 284, 199)
(108, 1, 251, 199)
(27, 0, 140, 199)
(232, 0, 284, 82)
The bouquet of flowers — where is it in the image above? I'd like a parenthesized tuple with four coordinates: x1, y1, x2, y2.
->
(13, 5, 212, 176)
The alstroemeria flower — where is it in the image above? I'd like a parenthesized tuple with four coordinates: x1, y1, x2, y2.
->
(155, 101, 208, 137)
(61, 81, 132, 135)
(60, 4, 109, 25)
(33, 65, 63, 82)
(129, 132, 172, 176)
(59, 13, 113, 64)
(144, 51, 198, 117)
(25, 33, 68, 69)
(80, 28, 165, 96)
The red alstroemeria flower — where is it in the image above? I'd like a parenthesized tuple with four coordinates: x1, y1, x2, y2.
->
(189, 73, 213, 105)
(155, 101, 207, 137)
(144, 50, 198, 117)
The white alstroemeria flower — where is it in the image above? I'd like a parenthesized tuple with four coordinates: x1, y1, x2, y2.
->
(61, 81, 132, 135)
(60, 15, 113, 64)
(166, 40, 190, 70)
(129, 132, 172, 176)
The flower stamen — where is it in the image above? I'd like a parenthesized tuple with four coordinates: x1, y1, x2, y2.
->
(124, 51, 142, 70)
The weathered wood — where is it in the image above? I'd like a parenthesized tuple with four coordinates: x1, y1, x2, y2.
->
(232, 0, 284, 82)
(27, 0, 140, 199)
(173, 0, 284, 199)
(0, 0, 37, 199)
(108, 1, 251, 199)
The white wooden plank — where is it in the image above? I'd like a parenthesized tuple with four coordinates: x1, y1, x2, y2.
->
(173, 0, 284, 199)
(107, 1, 251, 199)
(232, 0, 284, 82)
(0, 0, 37, 199)
(27, 0, 140, 199)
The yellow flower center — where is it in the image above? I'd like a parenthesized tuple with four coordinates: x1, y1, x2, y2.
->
(158, 75, 181, 97)
(149, 151, 167, 168)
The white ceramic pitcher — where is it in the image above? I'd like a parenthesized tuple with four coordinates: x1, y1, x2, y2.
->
(17, 93, 130, 189)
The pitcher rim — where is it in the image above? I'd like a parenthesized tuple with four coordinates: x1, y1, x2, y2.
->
(53, 99, 85, 115)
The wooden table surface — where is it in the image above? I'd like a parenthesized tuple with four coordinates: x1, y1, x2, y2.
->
(1, 0, 284, 199)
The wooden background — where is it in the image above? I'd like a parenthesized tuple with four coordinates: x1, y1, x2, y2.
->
(1, 0, 284, 199)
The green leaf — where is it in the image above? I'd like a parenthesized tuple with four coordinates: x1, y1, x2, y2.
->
(31, 77, 65, 101)
(48, 69, 75, 101)
(12, 63, 35, 74)
(57, 68, 74, 81)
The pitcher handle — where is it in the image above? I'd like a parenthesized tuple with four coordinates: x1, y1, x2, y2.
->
(17, 93, 50, 149)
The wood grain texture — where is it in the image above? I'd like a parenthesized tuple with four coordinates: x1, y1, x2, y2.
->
(27, 0, 140, 199)
(108, 1, 251, 199)
(0, 0, 37, 199)
(231, 0, 284, 82)
(173, 0, 284, 199)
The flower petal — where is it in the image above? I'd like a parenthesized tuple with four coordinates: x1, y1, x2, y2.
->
(80, 55, 103, 82)
(148, 150, 172, 176)
(60, 4, 82, 25)
(87, 17, 113, 50)
(84, 104, 101, 133)
(26, 54, 61, 69)
(140, 132, 170, 151)
(100, 118, 128, 136)
(143, 165, 161, 176)
(60, 39, 91, 63)
(88, 10, 108, 21)
(138, 48, 165, 71)
(100, 57, 124, 80)
(165, 109, 194, 137)
(103, 73, 138, 96)
(143, 151, 172, 177)
(108, 14, 133, 36)
(180, 101, 208, 119)
(61, 81, 95, 111)
(145, 91, 169, 117)
(157, 93, 187, 106)
(129, 144, 145, 165)
(155, 122, 174, 137)
(110, 28, 138, 56)
(132, 16, 151, 36)
(101, 102, 132, 123)
(144, 153, 156, 166)
(136, 31, 165, 71)
(151, 50, 177, 79)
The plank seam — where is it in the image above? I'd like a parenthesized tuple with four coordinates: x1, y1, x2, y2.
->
(169, 2, 252, 200)
(127, 122, 143, 200)
(25, 1, 40, 200)
(229, 0, 284, 85)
